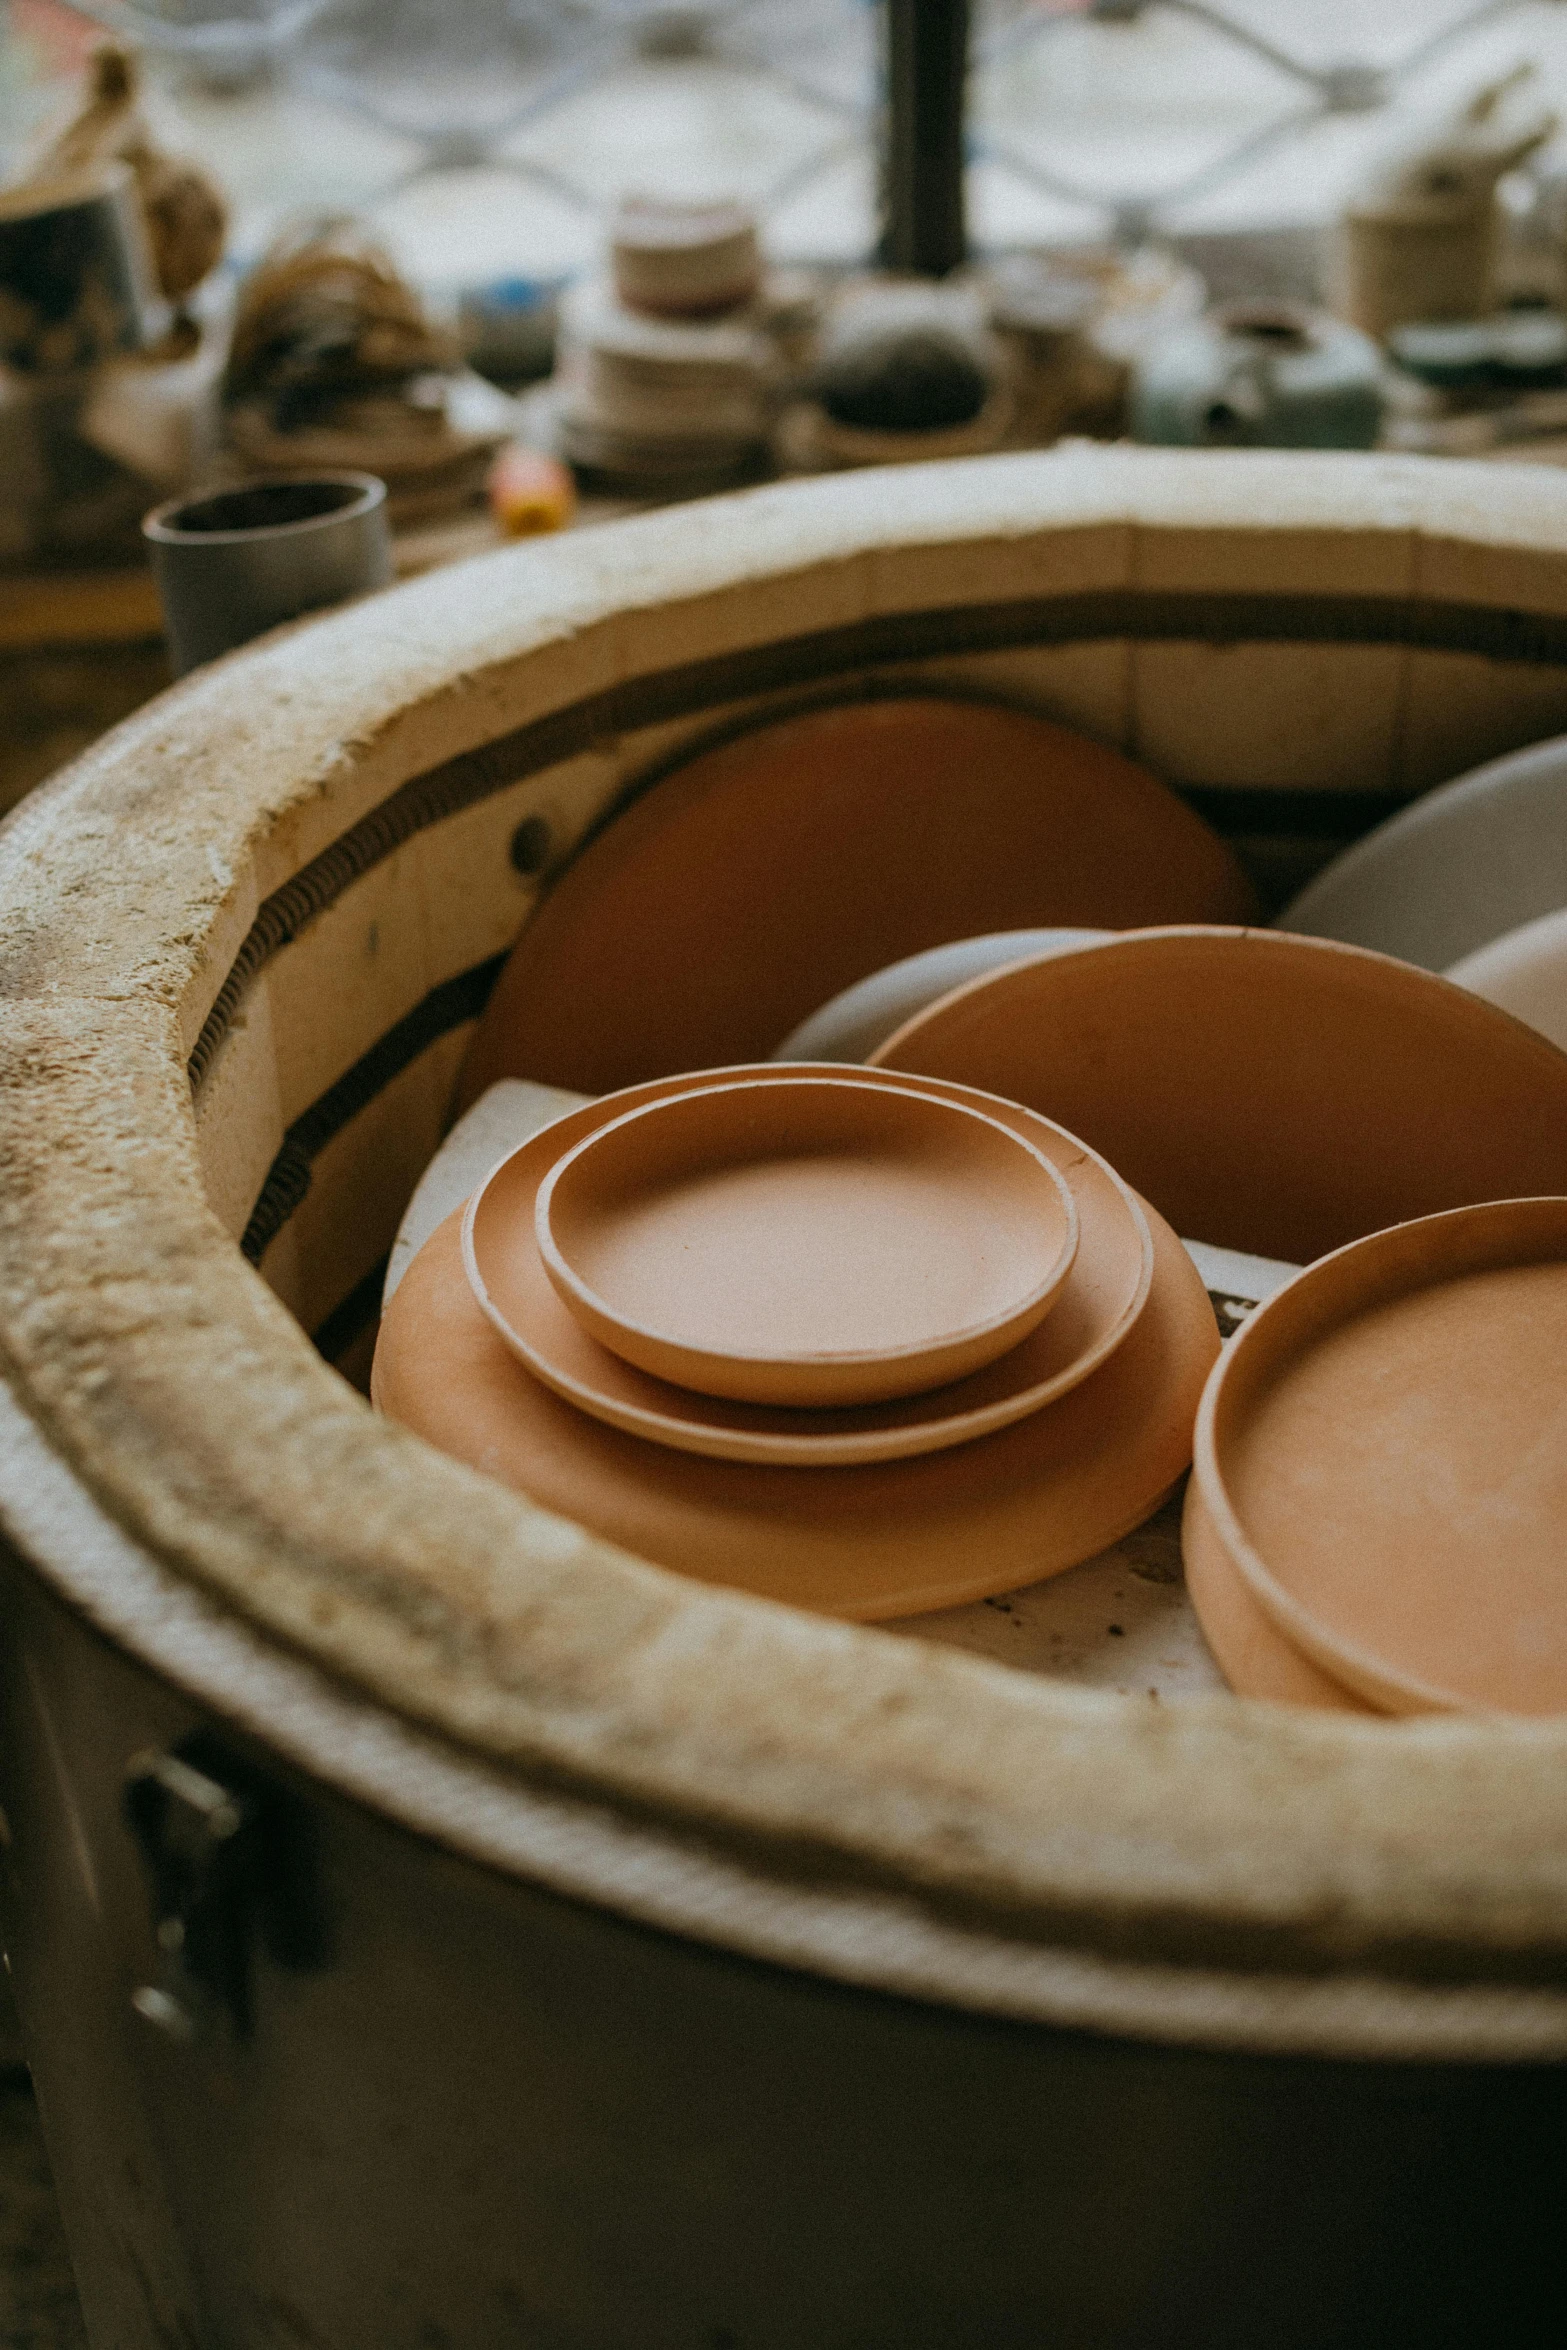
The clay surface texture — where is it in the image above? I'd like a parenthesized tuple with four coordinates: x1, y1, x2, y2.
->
(458, 697, 1256, 1103)
(1201, 1200, 1567, 1715)
(874, 924, 1567, 1262)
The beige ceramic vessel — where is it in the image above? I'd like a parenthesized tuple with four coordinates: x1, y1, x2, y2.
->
(464, 1066, 1148, 1466)
(873, 925, 1567, 1262)
(6, 449, 1567, 2346)
(610, 196, 762, 318)
(531, 1075, 1077, 1408)
(1191, 1196, 1567, 1718)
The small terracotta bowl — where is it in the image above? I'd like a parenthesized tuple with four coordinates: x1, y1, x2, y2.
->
(1190, 1195, 1567, 1716)
(533, 1074, 1078, 1408)
(461, 1065, 1150, 1466)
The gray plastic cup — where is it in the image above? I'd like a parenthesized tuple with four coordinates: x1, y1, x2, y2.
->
(142, 471, 392, 676)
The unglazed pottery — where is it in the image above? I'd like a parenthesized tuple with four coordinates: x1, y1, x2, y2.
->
(1192, 1197, 1567, 1716)
(463, 1066, 1151, 1466)
(610, 197, 761, 319)
(456, 697, 1258, 1105)
(871, 925, 1567, 1263)
(1336, 69, 1554, 337)
(1446, 905, 1567, 1052)
(1181, 1481, 1376, 1714)
(1278, 733, 1567, 971)
(552, 276, 772, 490)
(772, 928, 1109, 1065)
(379, 1195, 1216, 1620)
(10, 452, 1567, 2349)
(531, 1075, 1077, 1408)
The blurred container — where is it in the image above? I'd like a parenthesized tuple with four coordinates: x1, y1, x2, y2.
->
(455, 276, 565, 386)
(1336, 70, 1555, 337)
(1132, 302, 1383, 451)
(0, 165, 160, 377)
(143, 469, 390, 673)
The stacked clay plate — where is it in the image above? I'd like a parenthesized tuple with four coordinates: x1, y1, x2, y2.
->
(375, 1063, 1221, 1620)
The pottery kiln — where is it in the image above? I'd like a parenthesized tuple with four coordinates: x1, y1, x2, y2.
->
(0, 447, 1565, 2348)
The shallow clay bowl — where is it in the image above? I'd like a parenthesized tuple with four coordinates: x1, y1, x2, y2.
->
(1447, 904, 1567, 1053)
(456, 696, 1256, 1104)
(1180, 1479, 1376, 1714)
(464, 1065, 1151, 1466)
(771, 927, 1109, 1065)
(871, 924, 1567, 1263)
(1279, 733, 1567, 971)
(531, 1075, 1077, 1408)
(1191, 1196, 1567, 1716)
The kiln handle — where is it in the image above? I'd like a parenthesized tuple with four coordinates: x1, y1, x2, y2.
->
(123, 1734, 329, 2045)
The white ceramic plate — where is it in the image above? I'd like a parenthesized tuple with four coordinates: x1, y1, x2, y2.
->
(771, 928, 1109, 1065)
(1278, 735, 1567, 970)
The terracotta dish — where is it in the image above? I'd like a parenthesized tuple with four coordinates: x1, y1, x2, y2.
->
(376, 1196, 1217, 1621)
(1181, 1481, 1375, 1714)
(1192, 1197, 1567, 1716)
(771, 928, 1109, 1065)
(871, 924, 1567, 1263)
(1446, 905, 1567, 1053)
(464, 1065, 1153, 1466)
(1279, 733, 1567, 971)
(532, 1076, 1077, 1408)
(456, 698, 1257, 1104)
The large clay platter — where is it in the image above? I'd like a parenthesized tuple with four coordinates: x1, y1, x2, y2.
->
(872, 924, 1567, 1263)
(377, 1196, 1218, 1623)
(456, 697, 1257, 1104)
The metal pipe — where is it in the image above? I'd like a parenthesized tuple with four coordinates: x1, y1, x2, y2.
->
(878, 0, 968, 276)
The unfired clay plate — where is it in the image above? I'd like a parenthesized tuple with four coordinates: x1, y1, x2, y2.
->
(456, 698, 1257, 1105)
(872, 924, 1567, 1263)
(375, 1195, 1219, 1621)
(464, 1066, 1152, 1466)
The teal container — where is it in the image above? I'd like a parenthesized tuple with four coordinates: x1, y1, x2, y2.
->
(1132, 300, 1384, 450)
